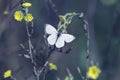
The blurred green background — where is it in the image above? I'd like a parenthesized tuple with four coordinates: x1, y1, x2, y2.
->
(0, 0, 120, 80)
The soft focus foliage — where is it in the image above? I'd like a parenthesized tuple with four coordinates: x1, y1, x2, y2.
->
(64, 76, 74, 80)
(100, 0, 118, 6)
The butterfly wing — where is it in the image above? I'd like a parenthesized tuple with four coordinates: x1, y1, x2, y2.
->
(55, 35, 65, 48)
(47, 34, 57, 45)
(61, 34, 75, 43)
(55, 34, 75, 48)
(45, 24, 58, 45)
(45, 24, 75, 48)
(45, 24, 57, 34)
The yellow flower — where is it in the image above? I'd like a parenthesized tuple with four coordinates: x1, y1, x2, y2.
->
(24, 13, 34, 22)
(87, 65, 101, 80)
(48, 63, 57, 70)
(4, 70, 12, 78)
(22, 2, 32, 8)
(14, 10, 24, 21)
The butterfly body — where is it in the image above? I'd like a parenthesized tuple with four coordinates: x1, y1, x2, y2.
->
(45, 24, 75, 48)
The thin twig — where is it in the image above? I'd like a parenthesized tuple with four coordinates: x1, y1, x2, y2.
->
(66, 68, 74, 80)
(77, 67, 85, 80)
(20, 44, 29, 52)
(25, 22, 40, 80)
(83, 19, 90, 80)
(11, 76, 16, 80)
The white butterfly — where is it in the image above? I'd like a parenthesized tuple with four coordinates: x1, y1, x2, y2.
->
(45, 24, 75, 48)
